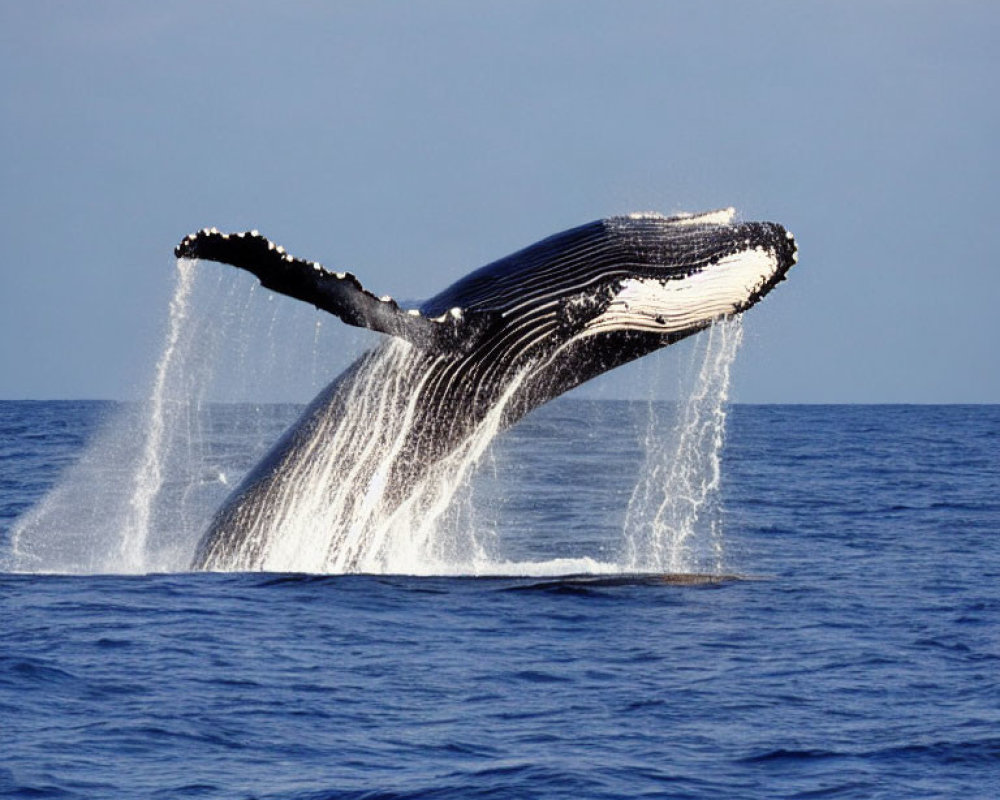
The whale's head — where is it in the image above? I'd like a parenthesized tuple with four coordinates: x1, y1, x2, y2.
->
(418, 208, 796, 388)
(424, 208, 795, 343)
(577, 208, 797, 344)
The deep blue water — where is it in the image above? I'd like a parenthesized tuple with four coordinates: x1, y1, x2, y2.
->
(2, 401, 999, 798)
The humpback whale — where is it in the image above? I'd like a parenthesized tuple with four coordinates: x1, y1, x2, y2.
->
(175, 209, 797, 571)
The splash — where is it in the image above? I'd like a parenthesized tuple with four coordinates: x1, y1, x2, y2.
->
(6, 260, 216, 573)
(622, 316, 744, 573)
(4, 261, 337, 573)
(7, 260, 745, 577)
(211, 340, 530, 575)
(120, 259, 197, 570)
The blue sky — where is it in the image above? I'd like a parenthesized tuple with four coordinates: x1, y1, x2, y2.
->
(1, 1, 997, 402)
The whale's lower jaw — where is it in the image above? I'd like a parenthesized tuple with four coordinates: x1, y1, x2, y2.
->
(184, 212, 797, 571)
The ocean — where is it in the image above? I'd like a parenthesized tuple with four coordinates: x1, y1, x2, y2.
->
(1, 400, 999, 799)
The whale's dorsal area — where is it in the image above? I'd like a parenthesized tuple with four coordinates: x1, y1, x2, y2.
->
(176, 211, 797, 572)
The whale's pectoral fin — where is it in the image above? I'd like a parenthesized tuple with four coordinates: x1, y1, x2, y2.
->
(175, 229, 493, 351)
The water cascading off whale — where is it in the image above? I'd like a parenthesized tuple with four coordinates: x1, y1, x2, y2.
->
(175, 209, 797, 572)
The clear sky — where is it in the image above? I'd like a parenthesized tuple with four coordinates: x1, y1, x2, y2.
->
(1, 1, 997, 402)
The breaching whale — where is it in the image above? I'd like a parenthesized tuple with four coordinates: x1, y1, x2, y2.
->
(175, 209, 797, 571)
